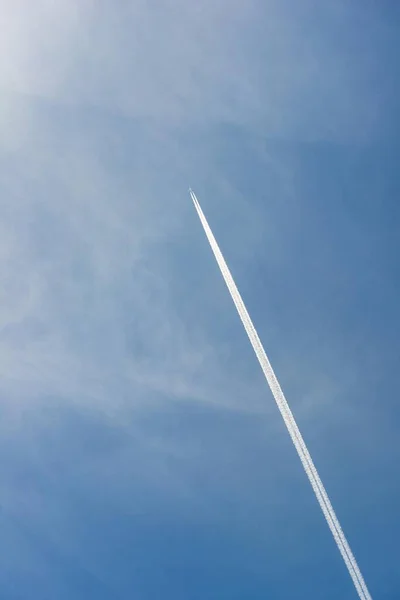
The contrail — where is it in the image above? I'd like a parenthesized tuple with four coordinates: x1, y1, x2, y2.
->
(190, 189, 372, 600)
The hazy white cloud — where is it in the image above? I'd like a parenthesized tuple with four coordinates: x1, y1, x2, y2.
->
(0, 3, 397, 595)
(1, 0, 392, 439)
(1, 0, 394, 140)
(0, 98, 270, 423)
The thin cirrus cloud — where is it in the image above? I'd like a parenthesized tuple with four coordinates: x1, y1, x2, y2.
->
(0, 0, 394, 139)
(0, 1, 399, 599)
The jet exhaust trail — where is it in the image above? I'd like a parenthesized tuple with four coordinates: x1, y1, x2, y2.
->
(190, 189, 372, 600)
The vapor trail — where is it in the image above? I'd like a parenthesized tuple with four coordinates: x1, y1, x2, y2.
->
(190, 189, 372, 600)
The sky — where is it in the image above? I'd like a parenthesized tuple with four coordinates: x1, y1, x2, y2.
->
(0, 1, 399, 598)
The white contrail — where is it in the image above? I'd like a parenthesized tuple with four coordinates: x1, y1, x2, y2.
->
(190, 189, 372, 600)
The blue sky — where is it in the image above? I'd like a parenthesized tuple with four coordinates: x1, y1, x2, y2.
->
(0, 1, 399, 598)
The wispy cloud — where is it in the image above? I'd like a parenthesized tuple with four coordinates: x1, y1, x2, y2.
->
(0, 1, 399, 598)
(1, 1, 395, 140)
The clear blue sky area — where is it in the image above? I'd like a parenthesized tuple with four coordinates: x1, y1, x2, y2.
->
(0, 2, 399, 599)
